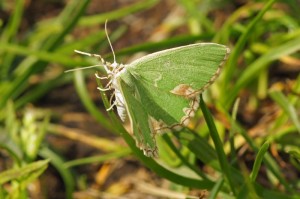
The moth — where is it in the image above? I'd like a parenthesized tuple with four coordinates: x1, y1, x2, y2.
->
(71, 24, 230, 157)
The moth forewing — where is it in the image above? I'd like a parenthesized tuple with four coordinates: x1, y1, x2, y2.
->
(117, 76, 159, 157)
(128, 43, 230, 94)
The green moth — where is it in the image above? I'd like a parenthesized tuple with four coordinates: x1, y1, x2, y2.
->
(75, 41, 230, 157)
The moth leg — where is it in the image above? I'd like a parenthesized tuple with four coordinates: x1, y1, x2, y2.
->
(97, 87, 111, 92)
(100, 91, 117, 112)
(105, 90, 125, 110)
(96, 78, 113, 92)
(109, 92, 115, 106)
(106, 101, 116, 111)
(95, 73, 109, 80)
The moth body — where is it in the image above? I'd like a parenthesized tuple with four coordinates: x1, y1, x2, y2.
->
(114, 88, 127, 122)
(109, 64, 128, 121)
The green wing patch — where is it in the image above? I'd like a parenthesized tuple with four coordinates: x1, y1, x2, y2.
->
(130, 75, 197, 130)
(128, 43, 229, 96)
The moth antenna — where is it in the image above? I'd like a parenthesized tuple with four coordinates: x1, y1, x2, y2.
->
(74, 50, 95, 57)
(105, 20, 117, 64)
(64, 64, 102, 73)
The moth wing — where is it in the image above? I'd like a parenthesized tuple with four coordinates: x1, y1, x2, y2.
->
(126, 43, 230, 127)
(129, 43, 229, 94)
(125, 74, 196, 129)
(118, 76, 158, 157)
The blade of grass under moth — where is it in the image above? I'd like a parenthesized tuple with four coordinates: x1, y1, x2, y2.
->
(157, 135, 182, 167)
(200, 95, 237, 196)
(176, 128, 243, 185)
(163, 133, 211, 180)
(179, 128, 246, 185)
(178, 130, 220, 170)
(177, 128, 245, 186)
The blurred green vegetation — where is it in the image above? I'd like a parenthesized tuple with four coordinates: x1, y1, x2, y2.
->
(0, 0, 300, 198)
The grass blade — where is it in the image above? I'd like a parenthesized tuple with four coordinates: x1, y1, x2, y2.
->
(200, 95, 236, 195)
(250, 141, 270, 182)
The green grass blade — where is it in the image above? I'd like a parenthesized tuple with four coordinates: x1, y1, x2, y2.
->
(200, 95, 236, 195)
(178, 130, 220, 170)
(14, 74, 73, 109)
(163, 133, 211, 180)
(229, 98, 240, 161)
(222, 0, 276, 94)
(1, 43, 83, 67)
(214, 3, 261, 43)
(0, 0, 25, 78)
(39, 147, 74, 199)
(0, 0, 91, 110)
(224, 35, 300, 107)
(74, 70, 116, 133)
(208, 178, 225, 199)
(78, 0, 159, 26)
(234, 123, 294, 192)
(0, 159, 49, 185)
(176, 0, 214, 33)
(269, 91, 300, 133)
(63, 149, 132, 168)
(250, 141, 270, 182)
(57, 30, 106, 53)
(115, 34, 212, 57)
(158, 134, 182, 167)
(42, 0, 90, 51)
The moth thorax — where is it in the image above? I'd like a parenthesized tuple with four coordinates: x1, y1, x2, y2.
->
(111, 62, 118, 68)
